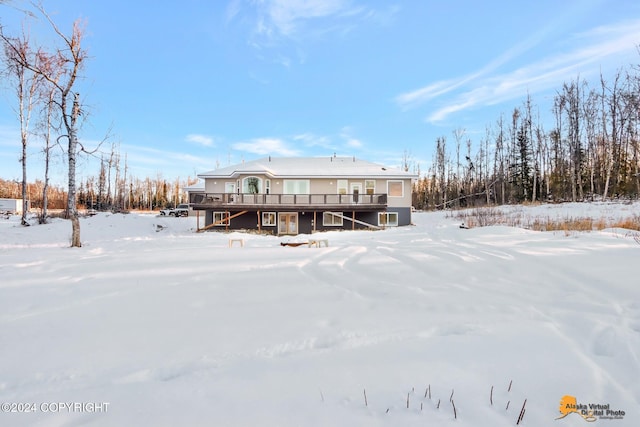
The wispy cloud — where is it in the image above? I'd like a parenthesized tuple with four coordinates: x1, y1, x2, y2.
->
(121, 144, 213, 170)
(397, 18, 640, 124)
(225, 0, 242, 22)
(233, 138, 301, 156)
(229, 0, 397, 51)
(185, 134, 214, 147)
(263, 0, 356, 37)
(292, 132, 333, 149)
(339, 126, 364, 149)
(395, 19, 550, 111)
(395, 79, 465, 110)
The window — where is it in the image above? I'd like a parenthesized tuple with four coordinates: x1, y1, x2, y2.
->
(337, 179, 348, 195)
(265, 179, 271, 195)
(283, 180, 310, 194)
(213, 212, 229, 226)
(323, 212, 343, 226)
(224, 182, 235, 193)
(243, 176, 262, 194)
(365, 180, 376, 195)
(378, 212, 398, 226)
(262, 212, 276, 226)
(387, 180, 404, 197)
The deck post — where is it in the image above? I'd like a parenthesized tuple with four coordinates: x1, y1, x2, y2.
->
(257, 210, 261, 233)
(352, 211, 355, 230)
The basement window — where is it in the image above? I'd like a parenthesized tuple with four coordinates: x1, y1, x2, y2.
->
(378, 212, 398, 227)
(323, 212, 343, 226)
(262, 212, 276, 226)
(213, 212, 230, 226)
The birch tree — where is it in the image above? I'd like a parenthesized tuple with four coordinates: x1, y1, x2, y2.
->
(2, 30, 43, 225)
(1, 5, 89, 246)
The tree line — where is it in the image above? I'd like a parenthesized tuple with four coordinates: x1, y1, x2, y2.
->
(0, 172, 197, 213)
(413, 60, 640, 209)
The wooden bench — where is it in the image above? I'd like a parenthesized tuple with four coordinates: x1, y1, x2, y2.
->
(308, 239, 329, 248)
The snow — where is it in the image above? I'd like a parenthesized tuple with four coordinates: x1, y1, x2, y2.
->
(197, 156, 416, 179)
(1, 203, 639, 426)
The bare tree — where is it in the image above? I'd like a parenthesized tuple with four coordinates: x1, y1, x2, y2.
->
(1, 5, 89, 246)
(36, 51, 64, 223)
(2, 28, 44, 225)
(599, 71, 623, 199)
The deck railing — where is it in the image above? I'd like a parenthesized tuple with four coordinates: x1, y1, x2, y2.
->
(190, 192, 387, 208)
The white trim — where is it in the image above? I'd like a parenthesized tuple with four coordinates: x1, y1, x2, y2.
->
(337, 179, 348, 195)
(213, 211, 230, 226)
(387, 180, 404, 197)
(283, 179, 310, 194)
(350, 182, 362, 203)
(242, 176, 262, 193)
(262, 212, 276, 226)
(365, 179, 376, 195)
(278, 212, 299, 235)
(323, 212, 343, 226)
(378, 212, 398, 227)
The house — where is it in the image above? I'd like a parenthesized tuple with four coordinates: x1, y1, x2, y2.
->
(190, 156, 417, 235)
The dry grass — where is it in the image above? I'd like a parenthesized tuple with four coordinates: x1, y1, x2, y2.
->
(454, 207, 640, 234)
(610, 217, 640, 231)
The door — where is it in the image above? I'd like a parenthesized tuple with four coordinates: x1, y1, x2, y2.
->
(278, 213, 298, 235)
(350, 182, 362, 203)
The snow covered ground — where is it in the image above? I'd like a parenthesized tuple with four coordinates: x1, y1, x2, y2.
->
(1, 202, 639, 426)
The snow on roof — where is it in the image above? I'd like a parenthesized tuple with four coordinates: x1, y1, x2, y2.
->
(198, 156, 417, 179)
(183, 181, 205, 192)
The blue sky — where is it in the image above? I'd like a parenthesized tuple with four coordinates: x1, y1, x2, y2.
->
(1, 0, 640, 186)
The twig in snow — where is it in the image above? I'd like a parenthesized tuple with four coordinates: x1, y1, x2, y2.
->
(452, 399, 457, 419)
(407, 392, 410, 409)
(490, 385, 494, 405)
(518, 408, 526, 425)
(319, 389, 324, 403)
(508, 379, 512, 392)
(506, 400, 510, 410)
(516, 399, 527, 425)
(437, 399, 441, 409)
(450, 388, 455, 402)
(363, 389, 368, 407)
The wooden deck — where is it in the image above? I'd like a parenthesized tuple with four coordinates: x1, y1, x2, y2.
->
(190, 192, 388, 211)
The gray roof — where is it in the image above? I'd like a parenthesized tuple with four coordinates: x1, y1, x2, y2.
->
(198, 157, 417, 179)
